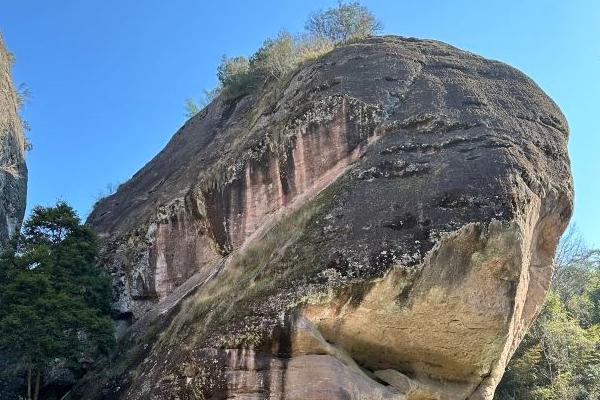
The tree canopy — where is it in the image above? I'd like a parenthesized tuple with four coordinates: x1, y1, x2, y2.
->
(0, 202, 114, 400)
(305, 1, 382, 44)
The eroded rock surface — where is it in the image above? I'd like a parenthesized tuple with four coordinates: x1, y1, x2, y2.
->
(82, 36, 572, 399)
(0, 34, 27, 249)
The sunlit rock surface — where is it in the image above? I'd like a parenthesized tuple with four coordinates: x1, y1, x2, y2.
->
(0, 34, 27, 249)
(83, 36, 572, 399)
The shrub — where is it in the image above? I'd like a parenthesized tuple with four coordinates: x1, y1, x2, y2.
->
(216, 31, 333, 95)
(305, 1, 382, 44)
(184, 98, 200, 119)
(216, 55, 251, 88)
(184, 87, 222, 119)
(250, 31, 298, 81)
(250, 31, 335, 81)
(0, 202, 114, 400)
(190, 2, 377, 103)
(296, 34, 335, 61)
(201, 86, 222, 106)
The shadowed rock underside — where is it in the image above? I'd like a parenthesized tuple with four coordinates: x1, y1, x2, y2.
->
(81, 36, 573, 400)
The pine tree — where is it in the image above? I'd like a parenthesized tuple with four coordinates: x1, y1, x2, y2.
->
(0, 202, 114, 400)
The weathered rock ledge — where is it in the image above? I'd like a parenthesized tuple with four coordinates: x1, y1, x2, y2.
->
(81, 36, 572, 399)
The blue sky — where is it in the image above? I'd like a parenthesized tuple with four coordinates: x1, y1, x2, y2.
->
(1, 1, 598, 245)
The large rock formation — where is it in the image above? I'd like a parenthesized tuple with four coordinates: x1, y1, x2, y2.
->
(83, 36, 572, 399)
(0, 34, 27, 248)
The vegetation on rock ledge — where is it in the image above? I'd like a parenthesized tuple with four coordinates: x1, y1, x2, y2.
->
(184, 1, 381, 116)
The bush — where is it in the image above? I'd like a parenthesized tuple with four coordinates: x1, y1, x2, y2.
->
(201, 86, 221, 106)
(250, 31, 298, 81)
(250, 31, 336, 81)
(184, 87, 221, 119)
(217, 55, 251, 88)
(305, 1, 382, 44)
(184, 98, 200, 119)
(296, 34, 335, 61)
(216, 30, 333, 95)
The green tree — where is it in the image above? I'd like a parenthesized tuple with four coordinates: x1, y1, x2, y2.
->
(0, 202, 114, 400)
(305, 1, 382, 44)
(217, 55, 251, 88)
(184, 98, 201, 119)
(250, 31, 298, 81)
(185, 2, 379, 106)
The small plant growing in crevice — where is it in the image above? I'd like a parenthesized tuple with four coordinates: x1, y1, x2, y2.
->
(185, 87, 221, 118)
(14, 78, 33, 152)
(0, 202, 115, 400)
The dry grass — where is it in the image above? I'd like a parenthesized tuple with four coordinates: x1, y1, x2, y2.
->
(0, 162, 22, 178)
(1, 34, 28, 156)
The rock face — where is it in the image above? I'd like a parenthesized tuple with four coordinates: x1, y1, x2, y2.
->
(0, 34, 27, 249)
(84, 36, 572, 399)
(0, 34, 28, 400)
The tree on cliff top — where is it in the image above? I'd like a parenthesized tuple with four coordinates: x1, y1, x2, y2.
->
(0, 202, 114, 400)
(305, 1, 382, 44)
(185, 2, 379, 117)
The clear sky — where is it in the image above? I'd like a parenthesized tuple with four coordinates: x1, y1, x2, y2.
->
(1, 1, 598, 245)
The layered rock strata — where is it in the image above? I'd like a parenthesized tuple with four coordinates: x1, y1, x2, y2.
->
(84, 36, 573, 399)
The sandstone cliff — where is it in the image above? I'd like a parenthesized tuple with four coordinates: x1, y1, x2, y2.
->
(83, 36, 572, 399)
(0, 34, 27, 249)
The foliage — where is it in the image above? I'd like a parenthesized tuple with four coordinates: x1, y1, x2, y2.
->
(14, 77, 33, 152)
(250, 31, 335, 80)
(185, 2, 376, 111)
(305, 1, 382, 44)
(201, 87, 221, 106)
(296, 34, 335, 61)
(0, 202, 114, 400)
(15, 83, 30, 109)
(495, 228, 600, 400)
(250, 31, 298, 81)
(217, 55, 252, 89)
(184, 98, 200, 119)
(216, 30, 333, 95)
